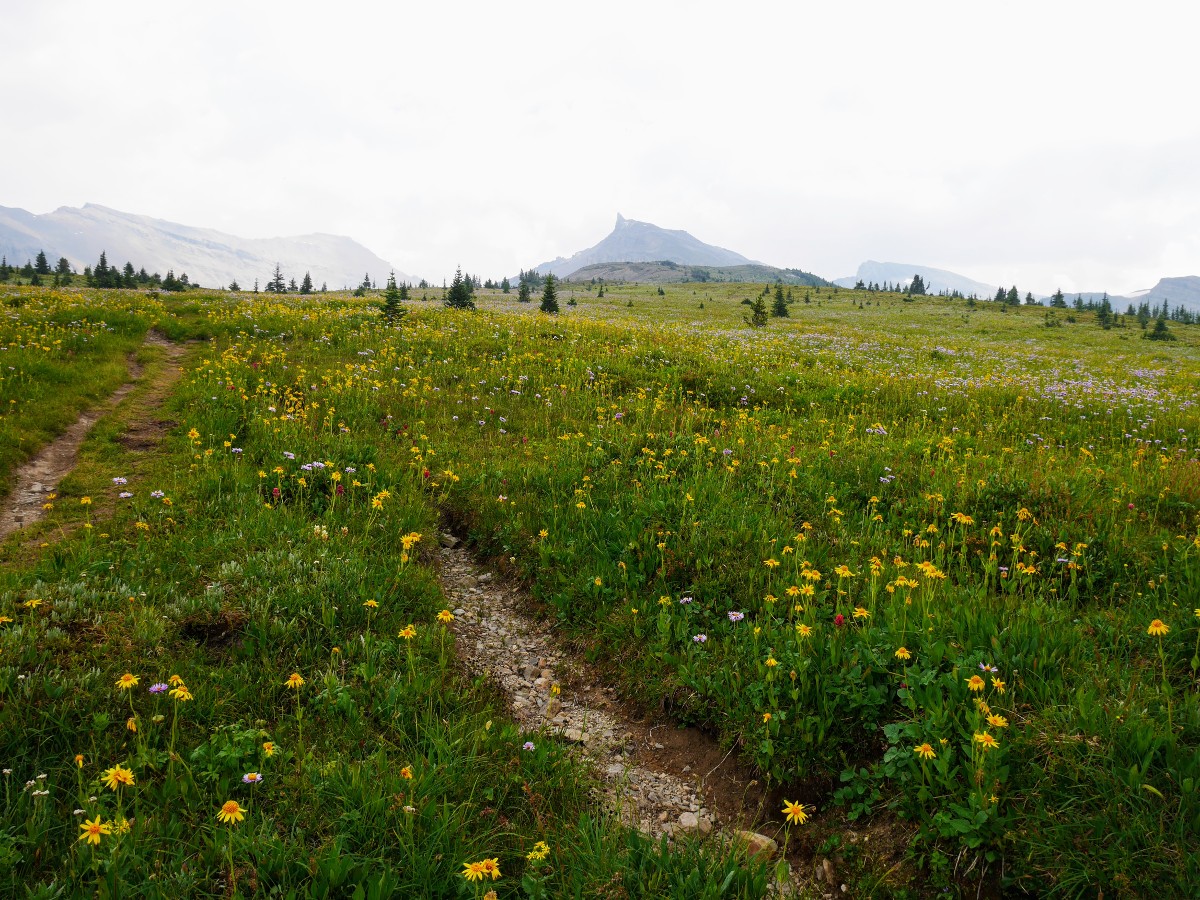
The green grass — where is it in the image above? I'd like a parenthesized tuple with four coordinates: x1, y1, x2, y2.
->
(0, 288, 163, 493)
(2, 281, 1198, 896)
(0, 284, 769, 899)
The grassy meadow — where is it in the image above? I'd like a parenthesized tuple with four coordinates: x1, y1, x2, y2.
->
(1, 280, 1197, 897)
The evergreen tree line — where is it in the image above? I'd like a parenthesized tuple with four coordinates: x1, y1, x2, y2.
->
(0, 249, 192, 291)
(257, 264, 325, 295)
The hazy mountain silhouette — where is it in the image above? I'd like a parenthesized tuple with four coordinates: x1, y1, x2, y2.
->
(532, 215, 757, 279)
(0, 203, 409, 289)
(833, 261, 1000, 297)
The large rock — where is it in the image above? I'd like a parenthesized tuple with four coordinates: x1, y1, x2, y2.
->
(732, 829, 777, 860)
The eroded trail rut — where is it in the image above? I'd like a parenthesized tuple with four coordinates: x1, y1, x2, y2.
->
(437, 541, 876, 895)
(441, 541, 757, 843)
(0, 331, 185, 541)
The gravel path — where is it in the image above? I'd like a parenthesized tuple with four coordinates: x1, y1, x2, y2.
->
(438, 539, 719, 841)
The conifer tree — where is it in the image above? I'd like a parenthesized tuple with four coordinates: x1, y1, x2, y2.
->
(93, 251, 112, 288)
(539, 273, 559, 314)
(229, 279, 241, 291)
(34, 250, 50, 275)
(300, 272, 313, 294)
(518, 281, 531, 303)
(772, 286, 789, 317)
(744, 295, 769, 327)
(501, 276, 511, 294)
(383, 270, 407, 323)
(445, 267, 476, 310)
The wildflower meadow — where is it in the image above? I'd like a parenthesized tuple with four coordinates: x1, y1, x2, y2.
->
(0, 281, 1196, 897)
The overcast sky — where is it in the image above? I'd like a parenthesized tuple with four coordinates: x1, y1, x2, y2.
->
(4, 1, 1197, 294)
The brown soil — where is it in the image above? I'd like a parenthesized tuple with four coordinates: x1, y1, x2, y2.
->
(0, 330, 188, 541)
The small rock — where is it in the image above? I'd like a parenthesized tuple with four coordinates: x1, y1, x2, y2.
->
(822, 858, 836, 886)
(659, 811, 670, 823)
(441, 533, 458, 548)
(542, 698, 561, 718)
(562, 728, 587, 744)
(678, 811, 699, 830)
(681, 765, 691, 773)
(698, 816, 713, 835)
(478, 572, 492, 582)
(733, 830, 777, 860)
(653, 742, 664, 750)
(453, 608, 466, 616)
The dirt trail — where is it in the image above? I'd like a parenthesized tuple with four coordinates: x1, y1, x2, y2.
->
(0, 331, 186, 540)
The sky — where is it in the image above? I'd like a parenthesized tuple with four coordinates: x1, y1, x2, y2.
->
(4, 0, 1197, 294)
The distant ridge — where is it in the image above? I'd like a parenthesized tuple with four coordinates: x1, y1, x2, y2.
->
(0, 203, 411, 290)
(1131, 276, 1200, 313)
(532, 215, 759, 279)
(565, 260, 828, 286)
(834, 261, 999, 298)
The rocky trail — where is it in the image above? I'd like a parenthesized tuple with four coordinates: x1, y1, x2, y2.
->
(436, 538, 843, 893)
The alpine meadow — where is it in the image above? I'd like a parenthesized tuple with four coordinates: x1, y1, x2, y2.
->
(0, 278, 1197, 899)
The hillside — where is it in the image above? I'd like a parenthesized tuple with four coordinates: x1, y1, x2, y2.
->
(1133, 275, 1200, 313)
(532, 214, 758, 279)
(0, 203, 410, 290)
(565, 260, 829, 286)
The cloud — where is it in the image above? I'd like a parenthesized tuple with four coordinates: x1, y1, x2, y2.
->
(3, 0, 1196, 292)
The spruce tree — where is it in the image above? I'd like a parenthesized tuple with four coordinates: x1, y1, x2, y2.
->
(229, 279, 241, 291)
(300, 272, 313, 294)
(383, 270, 407, 323)
(445, 267, 476, 310)
(744, 295, 769, 327)
(34, 250, 50, 275)
(1146, 314, 1175, 341)
(94, 251, 111, 288)
(772, 287, 789, 317)
(0, 256, 9, 282)
(518, 281, 531, 303)
(501, 276, 511, 293)
(539, 273, 559, 314)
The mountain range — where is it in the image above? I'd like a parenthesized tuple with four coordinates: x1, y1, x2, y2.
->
(834, 261, 1200, 312)
(0, 204, 408, 290)
(3, 203, 1195, 312)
